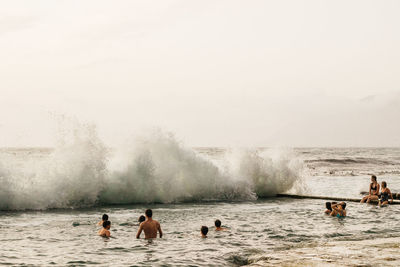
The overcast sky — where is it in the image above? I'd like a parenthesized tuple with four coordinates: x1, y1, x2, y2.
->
(1, 0, 399, 147)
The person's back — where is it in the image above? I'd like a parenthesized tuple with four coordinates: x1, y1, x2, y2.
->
(98, 220, 111, 237)
(136, 209, 162, 239)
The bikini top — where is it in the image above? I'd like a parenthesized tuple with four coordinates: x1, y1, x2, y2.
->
(371, 183, 378, 191)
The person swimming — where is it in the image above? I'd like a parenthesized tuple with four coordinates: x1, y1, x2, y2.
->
(361, 175, 380, 203)
(324, 202, 337, 214)
(201, 226, 208, 238)
(98, 220, 111, 237)
(136, 209, 163, 239)
(379, 181, 393, 206)
(138, 215, 146, 224)
(330, 202, 346, 217)
(214, 219, 227, 231)
(97, 214, 109, 226)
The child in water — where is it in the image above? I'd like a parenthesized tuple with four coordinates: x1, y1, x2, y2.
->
(201, 226, 208, 238)
(98, 221, 111, 237)
(97, 214, 109, 226)
(138, 215, 146, 224)
(214, 219, 227, 231)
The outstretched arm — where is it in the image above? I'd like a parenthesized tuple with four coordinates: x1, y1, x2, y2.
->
(136, 224, 143, 239)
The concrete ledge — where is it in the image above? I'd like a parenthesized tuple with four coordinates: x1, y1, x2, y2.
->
(276, 194, 400, 204)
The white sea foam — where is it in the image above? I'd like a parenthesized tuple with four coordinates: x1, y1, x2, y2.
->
(0, 123, 303, 210)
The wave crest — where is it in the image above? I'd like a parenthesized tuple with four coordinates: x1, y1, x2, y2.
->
(0, 125, 304, 210)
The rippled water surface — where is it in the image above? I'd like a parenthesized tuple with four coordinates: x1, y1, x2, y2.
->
(2, 197, 400, 266)
(1, 147, 400, 266)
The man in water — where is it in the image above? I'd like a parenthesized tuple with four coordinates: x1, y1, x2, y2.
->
(201, 226, 208, 238)
(214, 219, 227, 231)
(98, 220, 111, 237)
(136, 209, 163, 239)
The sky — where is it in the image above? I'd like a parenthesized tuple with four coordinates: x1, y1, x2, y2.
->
(0, 0, 400, 147)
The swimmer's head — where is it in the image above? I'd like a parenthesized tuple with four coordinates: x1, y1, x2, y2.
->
(103, 220, 111, 229)
(201, 226, 208, 236)
(145, 209, 152, 218)
(215, 219, 221, 228)
(371, 175, 377, 182)
(341, 202, 346, 209)
(102, 214, 108, 221)
(382, 181, 387, 188)
(138, 215, 146, 223)
(325, 202, 332, 211)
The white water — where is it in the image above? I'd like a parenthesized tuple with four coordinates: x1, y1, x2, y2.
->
(0, 124, 303, 210)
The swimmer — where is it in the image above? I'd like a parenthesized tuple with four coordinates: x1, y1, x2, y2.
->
(324, 202, 337, 214)
(136, 209, 163, 239)
(378, 181, 393, 206)
(214, 219, 227, 231)
(331, 202, 346, 217)
(361, 175, 380, 203)
(97, 214, 109, 226)
(201, 226, 208, 238)
(98, 220, 111, 237)
(138, 215, 146, 224)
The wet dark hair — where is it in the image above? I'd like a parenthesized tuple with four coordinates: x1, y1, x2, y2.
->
(371, 175, 377, 181)
(382, 181, 387, 188)
(145, 209, 152, 218)
(341, 203, 346, 209)
(215, 219, 221, 227)
(103, 220, 111, 228)
(325, 202, 332, 211)
(201, 226, 208, 236)
(102, 214, 108, 221)
(138, 215, 146, 223)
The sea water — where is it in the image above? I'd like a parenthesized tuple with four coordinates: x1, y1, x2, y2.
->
(1, 131, 400, 266)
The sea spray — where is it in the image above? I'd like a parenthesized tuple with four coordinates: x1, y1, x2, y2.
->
(222, 148, 304, 198)
(0, 121, 108, 210)
(100, 131, 252, 204)
(0, 124, 304, 210)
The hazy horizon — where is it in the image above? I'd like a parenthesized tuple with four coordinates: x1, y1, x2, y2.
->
(1, 0, 400, 147)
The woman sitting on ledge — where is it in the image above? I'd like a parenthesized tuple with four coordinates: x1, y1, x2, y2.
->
(361, 175, 380, 203)
(378, 181, 393, 206)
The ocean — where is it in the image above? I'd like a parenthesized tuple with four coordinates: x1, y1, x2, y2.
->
(1, 140, 400, 266)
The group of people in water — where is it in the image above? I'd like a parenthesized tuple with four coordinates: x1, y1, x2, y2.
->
(98, 175, 394, 237)
(97, 209, 226, 239)
(324, 175, 395, 218)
